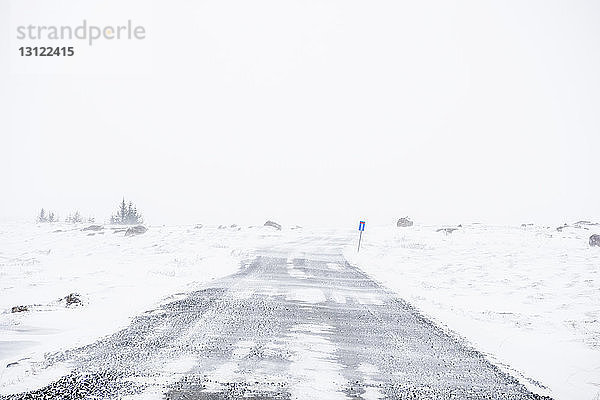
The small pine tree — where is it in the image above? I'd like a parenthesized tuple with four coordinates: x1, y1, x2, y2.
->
(48, 212, 55, 223)
(111, 198, 143, 225)
(38, 208, 47, 223)
(119, 198, 127, 224)
(127, 201, 133, 224)
(65, 211, 83, 224)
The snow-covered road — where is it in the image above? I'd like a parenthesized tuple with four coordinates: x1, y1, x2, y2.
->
(3, 223, 598, 399)
(1, 250, 550, 399)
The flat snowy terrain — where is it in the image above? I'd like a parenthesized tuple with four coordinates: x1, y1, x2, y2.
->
(346, 224, 600, 400)
(0, 223, 250, 394)
(0, 222, 598, 399)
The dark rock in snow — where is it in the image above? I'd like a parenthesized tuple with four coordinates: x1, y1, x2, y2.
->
(87, 233, 95, 236)
(125, 225, 148, 237)
(11, 305, 28, 313)
(194, 224, 203, 229)
(556, 224, 568, 232)
(82, 225, 103, 232)
(573, 221, 594, 229)
(590, 234, 600, 247)
(63, 293, 82, 306)
(576, 220, 599, 226)
(397, 217, 414, 227)
(264, 220, 282, 230)
(436, 227, 458, 234)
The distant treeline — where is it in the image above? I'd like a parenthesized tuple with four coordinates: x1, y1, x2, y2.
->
(37, 198, 143, 225)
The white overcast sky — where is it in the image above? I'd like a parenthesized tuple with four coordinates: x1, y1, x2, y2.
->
(1, 0, 599, 227)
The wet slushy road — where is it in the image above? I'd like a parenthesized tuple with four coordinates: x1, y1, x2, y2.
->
(2, 251, 551, 399)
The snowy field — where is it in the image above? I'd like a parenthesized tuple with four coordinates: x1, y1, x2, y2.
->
(1, 222, 599, 399)
(345, 223, 600, 400)
(0, 223, 258, 393)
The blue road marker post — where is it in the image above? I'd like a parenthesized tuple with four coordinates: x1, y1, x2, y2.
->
(357, 220, 365, 252)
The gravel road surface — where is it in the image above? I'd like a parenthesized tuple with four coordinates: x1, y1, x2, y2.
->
(1, 249, 551, 399)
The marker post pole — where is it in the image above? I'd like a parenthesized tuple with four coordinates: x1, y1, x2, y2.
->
(357, 220, 365, 252)
(357, 230, 363, 252)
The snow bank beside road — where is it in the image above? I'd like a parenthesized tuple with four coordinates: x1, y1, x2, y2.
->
(0, 223, 249, 393)
(345, 224, 600, 400)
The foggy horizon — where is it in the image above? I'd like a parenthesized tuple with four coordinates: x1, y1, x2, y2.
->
(1, 0, 599, 228)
